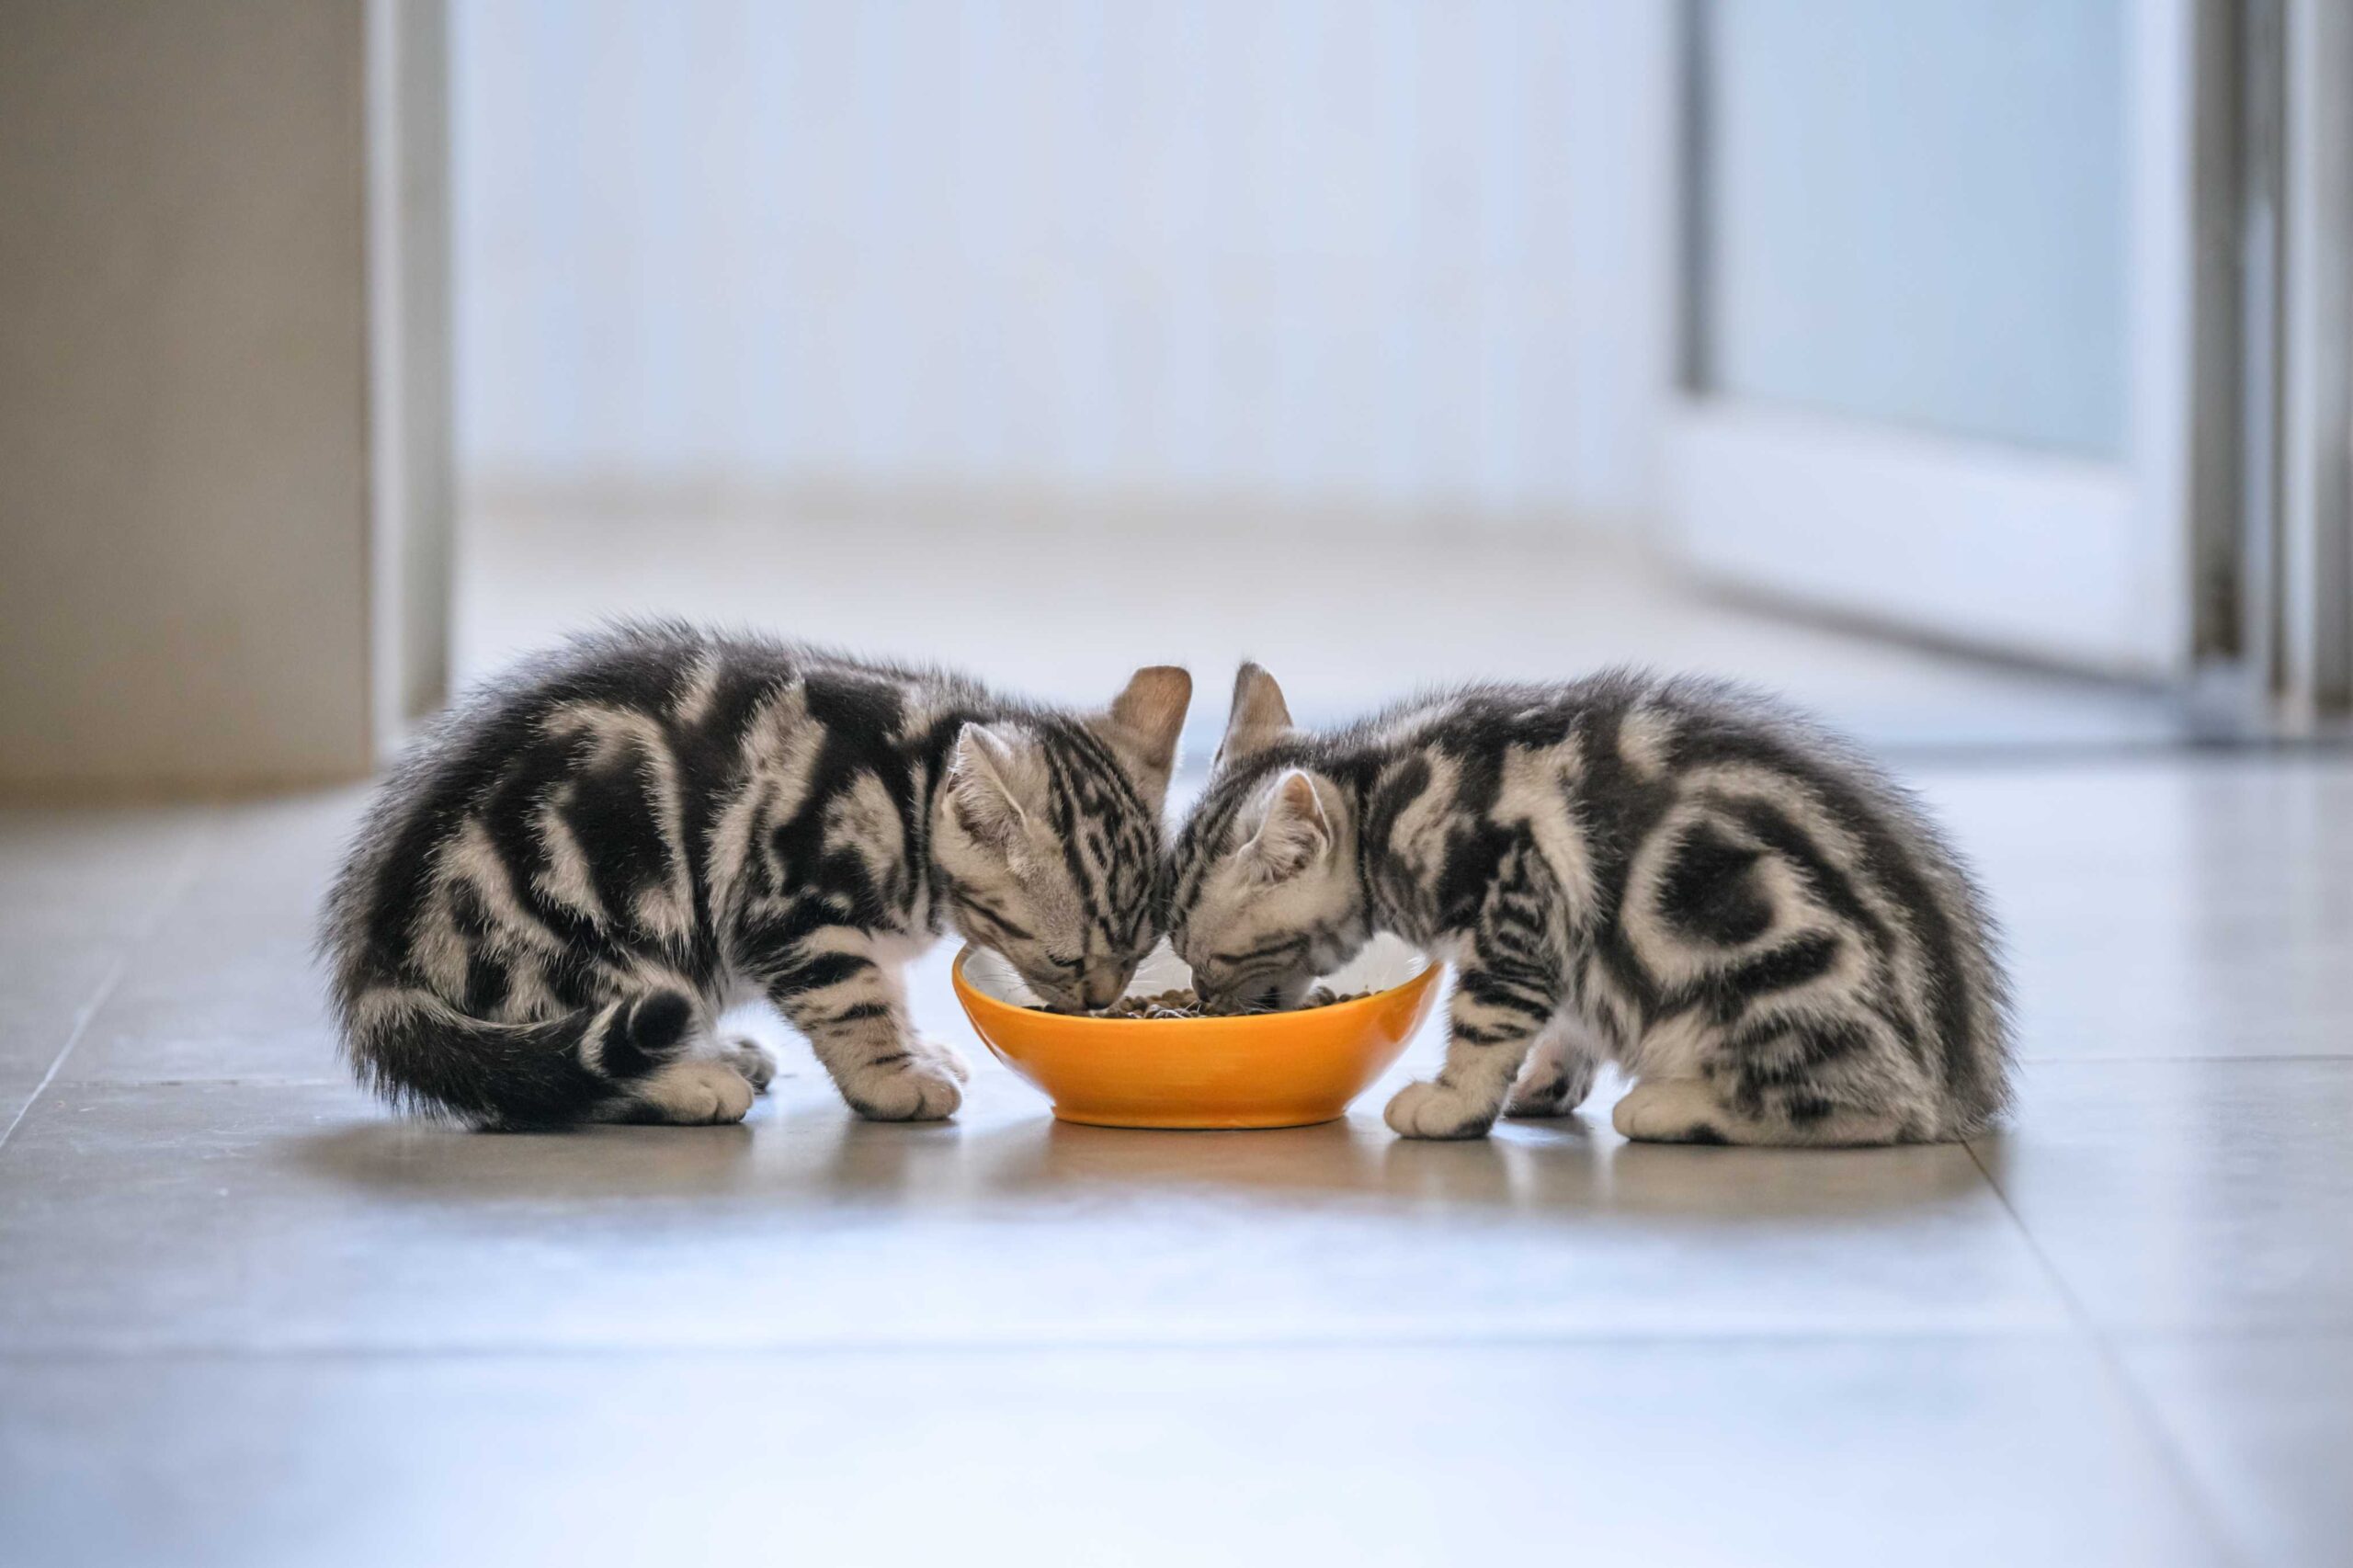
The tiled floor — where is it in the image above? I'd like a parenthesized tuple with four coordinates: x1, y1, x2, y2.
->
(4, 759, 2349, 1567)
(459, 508, 2190, 750)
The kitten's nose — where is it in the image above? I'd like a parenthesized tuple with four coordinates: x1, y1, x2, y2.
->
(1079, 970, 1126, 1011)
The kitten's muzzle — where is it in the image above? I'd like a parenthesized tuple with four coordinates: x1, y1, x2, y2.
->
(1026, 977, 1087, 1013)
(1077, 965, 1132, 1012)
(1193, 959, 1312, 1017)
(1199, 985, 1282, 1017)
(1188, 965, 1278, 1016)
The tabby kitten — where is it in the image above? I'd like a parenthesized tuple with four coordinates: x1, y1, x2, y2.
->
(1167, 665, 2010, 1144)
(323, 624, 1188, 1129)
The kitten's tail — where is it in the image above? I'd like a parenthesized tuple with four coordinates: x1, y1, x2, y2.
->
(336, 984, 697, 1127)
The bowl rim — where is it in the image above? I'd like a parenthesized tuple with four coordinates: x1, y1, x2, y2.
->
(949, 942, 1438, 1033)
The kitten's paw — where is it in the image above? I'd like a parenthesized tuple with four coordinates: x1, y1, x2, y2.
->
(720, 1036, 779, 1094)
(1506, 1077, 1574, 1118)
(918, 1036, 972, 1085)
(1611, 1080, 1735, 1144)
(631, 1060, 757, 1126)
(1506, 1056, 1595, 1119)
(1385, 1080, 1498, 1140)
(843, 1056, 963, 1122)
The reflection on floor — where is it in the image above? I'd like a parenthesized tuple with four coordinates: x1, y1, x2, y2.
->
(3, 756, 2348, 1566)
(460, 507, 2182, 751)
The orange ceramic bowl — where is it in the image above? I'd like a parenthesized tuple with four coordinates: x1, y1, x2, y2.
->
(951, 937, 1441, 1130)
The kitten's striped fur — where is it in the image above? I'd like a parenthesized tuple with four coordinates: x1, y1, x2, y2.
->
(1169, 665, 2011, 1144)
(322, 623, 1188, 1128)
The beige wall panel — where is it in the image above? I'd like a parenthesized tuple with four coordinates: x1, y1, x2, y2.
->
(0, 1, 386, 790)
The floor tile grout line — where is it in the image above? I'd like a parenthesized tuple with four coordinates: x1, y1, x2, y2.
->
(2016, 1053, 2353, 1066)
(0, 950, 131, 1152)
(0, 1324, 2128, 1364)
(0, 811, 222, 1153)
(1963, 1139, 2246, 1568)
(20, 1324, 2347, 1362)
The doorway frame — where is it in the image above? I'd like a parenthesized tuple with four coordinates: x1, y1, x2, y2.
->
(1660, 0, 2199, 681)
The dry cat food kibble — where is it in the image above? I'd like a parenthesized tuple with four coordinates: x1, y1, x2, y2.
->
(1097, 989, 1206, 1019)
(1085, 985, 1372, 1019)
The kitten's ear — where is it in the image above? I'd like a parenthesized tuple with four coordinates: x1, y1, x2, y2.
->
(947, 723, 1030, 852)
(1244, 769, 1332, 882)
(1096, 665, 1192, 805)
(1217, 662, 1294, 770)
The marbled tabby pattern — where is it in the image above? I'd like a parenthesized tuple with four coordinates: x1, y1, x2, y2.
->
(1168, 665, 2011, 1144)
(322, 623, 1188, 1127)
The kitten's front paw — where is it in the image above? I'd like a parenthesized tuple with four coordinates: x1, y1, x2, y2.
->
(844, 1056, 963, 1122)
(917, 1036, 972, 1085)
(1385, 1080, 1498, 1140)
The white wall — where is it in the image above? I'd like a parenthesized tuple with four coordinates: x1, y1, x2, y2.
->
(454, 0, 1673, 528)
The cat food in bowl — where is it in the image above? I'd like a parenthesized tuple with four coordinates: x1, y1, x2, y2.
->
(950, 936, 1439, 1130)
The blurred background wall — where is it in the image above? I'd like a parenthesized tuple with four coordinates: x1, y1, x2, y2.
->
(0, 0, 447, 795)
(3, 0, 2343, 796)
(444, 0, 2203, 748)
(454, 0, 1674, 532)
